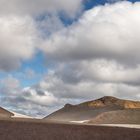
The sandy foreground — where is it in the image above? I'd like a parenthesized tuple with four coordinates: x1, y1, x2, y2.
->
(0, 118, 140, 140)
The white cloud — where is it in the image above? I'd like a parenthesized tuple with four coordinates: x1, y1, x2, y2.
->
(22, 87, 58, 106)
(0, 76, 61, 117)
(0, 16, 37, 71)
(0, 0, 85, 71)
(41, 1, 140, 66)
(0, 0, 83, 17)
(35, 69, 140, 100)
(55, 59, 140, 85)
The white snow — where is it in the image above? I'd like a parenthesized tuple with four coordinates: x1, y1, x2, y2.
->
(70, 120, 89, 123)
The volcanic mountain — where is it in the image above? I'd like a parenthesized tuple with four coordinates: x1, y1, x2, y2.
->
(44, 96, 140, 124)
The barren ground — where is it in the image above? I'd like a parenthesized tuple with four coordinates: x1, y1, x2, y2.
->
(0, 118, 140, 140)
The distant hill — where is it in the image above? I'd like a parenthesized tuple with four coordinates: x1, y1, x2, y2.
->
(0, 107, 14, 118)
(44, 96, 140, 124)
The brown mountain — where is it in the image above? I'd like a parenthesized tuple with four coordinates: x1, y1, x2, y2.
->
(0, 107, 14, 118)
(44, 96, 140, 123)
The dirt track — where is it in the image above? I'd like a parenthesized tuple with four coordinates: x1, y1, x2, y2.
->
(0, 119, 139, 140)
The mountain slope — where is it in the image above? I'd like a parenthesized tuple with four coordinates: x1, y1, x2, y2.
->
(88, 109, 140, 124)
(44, 96, 140, 123)
(0, 107, 14, 118)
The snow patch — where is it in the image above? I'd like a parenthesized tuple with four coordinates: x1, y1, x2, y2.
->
(70, 120, 89, 123)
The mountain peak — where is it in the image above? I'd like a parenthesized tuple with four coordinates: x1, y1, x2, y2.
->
(98, 96, 120, 104)
(64, 103, 73, 108)
(80, 96, 140, 109)
(99, 96, 118, 101)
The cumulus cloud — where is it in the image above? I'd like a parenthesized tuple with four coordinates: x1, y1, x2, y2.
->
(35, 69, 140, 100)
(54, 60, 140, 85)
(0, 95, 58, 117)
(0, 0, 85, 71)
(0, 0, 83, 17)
(22, 87, 58, 107)
(0, 76, 62, 117)
(0, 16, 37, 71)
(41, 1, 140, 66)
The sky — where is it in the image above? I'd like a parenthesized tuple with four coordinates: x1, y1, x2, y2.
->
(0, 0, 140, 117)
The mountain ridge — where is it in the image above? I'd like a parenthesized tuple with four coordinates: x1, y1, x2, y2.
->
(77, 96, 140, 109)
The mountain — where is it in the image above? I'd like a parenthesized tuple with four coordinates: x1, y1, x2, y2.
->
(0, 107, 14, 118)
(44, 96, 140, 124)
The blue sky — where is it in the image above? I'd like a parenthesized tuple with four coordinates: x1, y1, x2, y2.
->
(0, 0, 140, 117)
